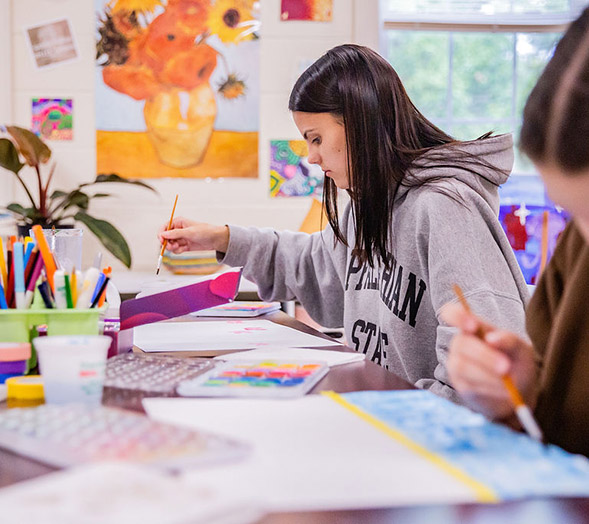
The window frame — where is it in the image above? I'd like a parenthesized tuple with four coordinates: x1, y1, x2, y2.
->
(379, 2, 587, 173)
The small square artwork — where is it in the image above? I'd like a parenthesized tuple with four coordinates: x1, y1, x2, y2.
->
(32, 98, 73, 141)
(24, 18, 79, 69)
(280, 0, 333, 21)
(270, 140, 324, 198)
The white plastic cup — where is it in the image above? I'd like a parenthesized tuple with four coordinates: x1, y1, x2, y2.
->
(34, 335, 110, 405)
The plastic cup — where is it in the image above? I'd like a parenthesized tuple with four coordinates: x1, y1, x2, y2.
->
(31, 228, 83, 273)
(34, 335, 110, 405)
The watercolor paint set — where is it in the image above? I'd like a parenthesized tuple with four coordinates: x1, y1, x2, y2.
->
(177, 360, 329, 398)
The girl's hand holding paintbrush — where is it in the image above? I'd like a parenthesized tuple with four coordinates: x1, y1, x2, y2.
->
(158, 217, 230, 255)
(441, 301, 540, 427)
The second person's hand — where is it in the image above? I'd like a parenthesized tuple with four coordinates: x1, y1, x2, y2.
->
(158, 217, 230, 254)
(441, 302, 540, 423)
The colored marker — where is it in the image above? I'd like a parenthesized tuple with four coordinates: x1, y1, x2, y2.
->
(25, 254, 44, 308)
(24, 249, 39, 288)
(6, 242, 13, 307)
(64, 274, 73, 309)
(0, 281, 7, 309)
(31, 225, 57, 293)
(13, 242, 25, 309)
(91, 272, 106, 305)
(0, 237, 7, 288)
(23, 241, 35, 267)
(38, 278, 53, 309)
(53, 270, 68, 309)
(71, 269, 78, 307)
(90, 276, 109, 308)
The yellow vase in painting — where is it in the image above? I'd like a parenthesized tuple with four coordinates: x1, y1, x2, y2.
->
(143, 83, 217, 169)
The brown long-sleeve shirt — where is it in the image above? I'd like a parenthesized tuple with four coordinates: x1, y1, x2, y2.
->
(527, 220, 589, 456)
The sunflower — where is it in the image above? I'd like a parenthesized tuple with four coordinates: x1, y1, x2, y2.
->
(107, 0, 162, 15)
(208, 0, 257, 44)
(218, 73, 246, 99)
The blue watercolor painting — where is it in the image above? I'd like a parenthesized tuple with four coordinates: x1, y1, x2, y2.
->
(343, 390, 589, 500)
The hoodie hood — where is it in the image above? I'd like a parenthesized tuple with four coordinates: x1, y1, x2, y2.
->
(400, 133, 514, 212)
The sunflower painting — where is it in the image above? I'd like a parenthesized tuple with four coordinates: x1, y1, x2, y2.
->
(280, 0, 332, 21)
(95, 0, 260, 178)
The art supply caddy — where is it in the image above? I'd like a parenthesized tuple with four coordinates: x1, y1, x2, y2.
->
(0, 226, 115, 387)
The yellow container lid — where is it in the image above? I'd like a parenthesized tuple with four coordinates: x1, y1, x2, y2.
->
(5, 375, 44, 400)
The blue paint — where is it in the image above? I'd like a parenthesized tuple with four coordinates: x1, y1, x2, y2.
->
(343, 390, 589, 500)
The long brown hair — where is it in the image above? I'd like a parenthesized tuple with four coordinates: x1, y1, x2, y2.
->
(289, 44, 500, 269)
(520, 7, 589, 172)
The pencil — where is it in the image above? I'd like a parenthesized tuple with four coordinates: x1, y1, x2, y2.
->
(452, 284, 544, 442)
(156, 194, 178, 276)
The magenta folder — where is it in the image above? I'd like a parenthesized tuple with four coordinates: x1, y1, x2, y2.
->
(119, 269, 243, 331)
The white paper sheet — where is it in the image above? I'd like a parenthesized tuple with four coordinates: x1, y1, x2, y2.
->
(143, 396, 475, 513)
(214, 346, 365, 367)
(134, 319, 342, 352)
(0, 462, 262, 523)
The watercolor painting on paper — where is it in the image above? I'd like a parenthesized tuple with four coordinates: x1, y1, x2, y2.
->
(95, 0, 260, 179)
(32, 98, 73, 141)
(281, 0, 333, 21)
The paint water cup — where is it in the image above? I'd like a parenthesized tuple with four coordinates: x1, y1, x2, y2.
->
(31, 228, 83, 273)
(34, 335, 110, 405)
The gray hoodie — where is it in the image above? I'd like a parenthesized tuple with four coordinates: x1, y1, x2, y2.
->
(221, 134, 529, 403)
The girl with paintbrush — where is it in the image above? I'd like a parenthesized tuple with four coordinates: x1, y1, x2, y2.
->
(159, 44, 528, 404)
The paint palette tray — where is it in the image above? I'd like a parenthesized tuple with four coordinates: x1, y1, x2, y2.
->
(0, 404, 249, 471)
(177, 360, 329, 398)
(104, 353, 214, 394)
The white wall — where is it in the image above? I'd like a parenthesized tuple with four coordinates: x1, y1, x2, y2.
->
(3, 0, 378, 271)
(0, 0, 14, 208)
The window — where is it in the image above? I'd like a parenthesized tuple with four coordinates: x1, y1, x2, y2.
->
(381, 0, 587, 174)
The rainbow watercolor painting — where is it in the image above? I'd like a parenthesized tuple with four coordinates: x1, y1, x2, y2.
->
(270, 140, 324, 198)
(31, 98, 73, 141)
(281, 0, 333, 21)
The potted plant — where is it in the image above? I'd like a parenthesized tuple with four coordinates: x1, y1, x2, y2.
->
(0, 125, 156, 268)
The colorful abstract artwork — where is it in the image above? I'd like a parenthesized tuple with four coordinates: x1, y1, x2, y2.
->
(95, 0, 260, 179)
(31, 98, 73, 141)
(499, 175, 568, 285)
(280, 0, 333, 21)
(270, 140, 324, 198)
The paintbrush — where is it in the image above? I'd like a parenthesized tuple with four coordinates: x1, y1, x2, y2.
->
(156, 194, 178, 276)
(452, 284, 543, 442)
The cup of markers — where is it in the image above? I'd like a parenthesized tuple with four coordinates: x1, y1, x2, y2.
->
(0, 225, 112, 312)
(0, 226, 113, 383)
